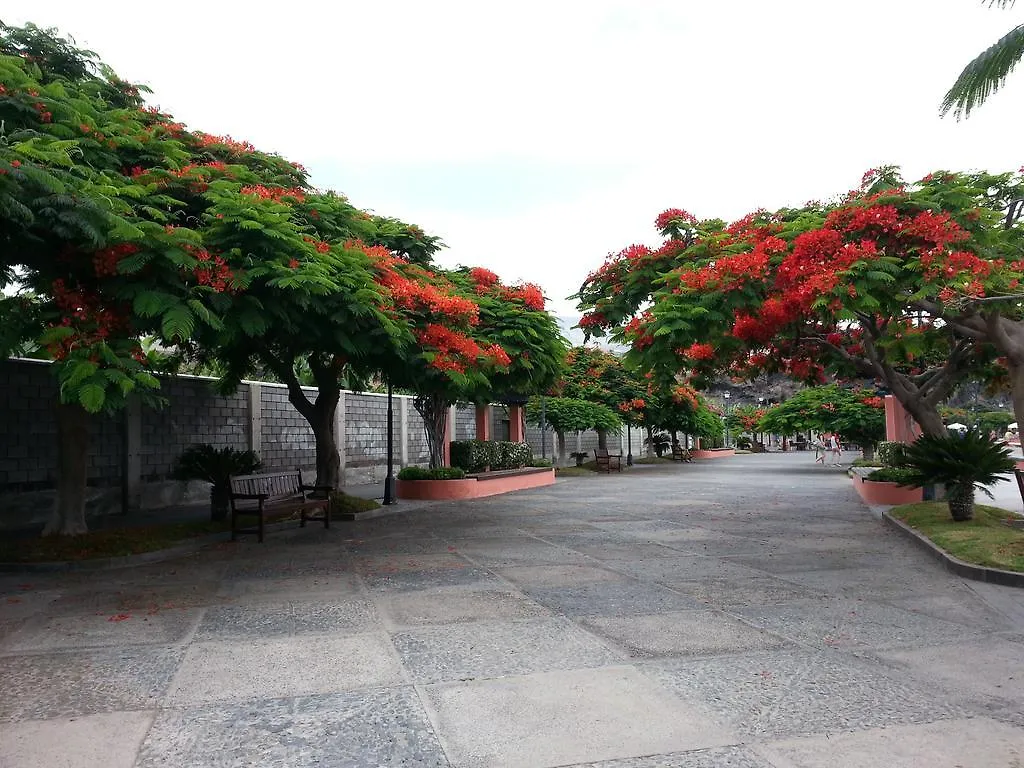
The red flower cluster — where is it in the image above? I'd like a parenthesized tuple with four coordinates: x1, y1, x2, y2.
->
(655, 208, 697, 230)
(501, 283, 545, 310)
(92, 243, 141, 277)
(186, 246, 234, 292)
(241, 185, 306, 203)
(195, 132, 256, 154)
(47, 280, 130, 360)
(469, 267, 499, 289)
(416, 323, 485, 373)
(683, 342, 715, 360)
(484, 343, 511, 367)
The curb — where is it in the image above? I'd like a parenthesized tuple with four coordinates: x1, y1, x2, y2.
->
(881, 511, 1024, 588)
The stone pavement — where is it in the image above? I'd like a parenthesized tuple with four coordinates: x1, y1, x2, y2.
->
(1, 453, 1023, 767)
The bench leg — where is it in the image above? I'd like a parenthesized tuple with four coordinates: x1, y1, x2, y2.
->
(258, 506, 265, 544)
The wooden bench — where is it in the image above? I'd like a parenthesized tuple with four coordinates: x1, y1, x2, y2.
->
(594, 447, 622, 473)
(671, 444, 693, 462)
(229, 469, 330, 543)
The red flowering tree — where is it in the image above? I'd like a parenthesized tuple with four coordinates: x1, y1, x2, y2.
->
(553, 347, 645, 448)
(388, 267, 565, 467)
(0, 25, 425, 531)
(576, 168, 1016, 437)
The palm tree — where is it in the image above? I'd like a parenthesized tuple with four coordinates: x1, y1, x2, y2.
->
(942, 1, 1024, 118)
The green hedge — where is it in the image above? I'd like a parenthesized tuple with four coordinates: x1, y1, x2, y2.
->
(868, 466, 919, 485)
(876, 441, 910, 468)
(449, 440, 531, 472)
(397, 466, 466, 481)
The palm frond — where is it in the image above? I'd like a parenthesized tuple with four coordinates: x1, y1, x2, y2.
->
(987, 0, 1016, 8)
(941, 23, 1024, 118)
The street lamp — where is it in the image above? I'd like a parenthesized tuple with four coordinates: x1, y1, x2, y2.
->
(723, 393, 731, 448)
(626, 423, 633, 466)
(383, 377, 396, 506)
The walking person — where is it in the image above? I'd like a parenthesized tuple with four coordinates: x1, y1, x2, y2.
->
(813, 434, 825, 464)
(828, 432, 842, 466)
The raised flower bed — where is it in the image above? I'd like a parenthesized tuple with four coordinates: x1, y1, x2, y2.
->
(851, 467, 923, 505)
(396, 467, 555, 500)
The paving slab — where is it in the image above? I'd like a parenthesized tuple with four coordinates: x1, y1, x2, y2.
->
(663, 575, 830, 609)
(392, 617, 623, 683)
(3, 608, 200, 652)
(578, 610, 791, 658)
(567, 745, 777, 767)
(735, 598, 982, 650)
(165, 633, 404, 705)
(136, 687, 447, 768)
(642, 648, 962, 740)
(0, 646, 182, 722)
(521, 581, 706, 616)
(756, 717, 1024, 768)
(377, 588, 551, 627)
(194, 598, 380, 640)
(495, 564, 631, 588)
(0, 710, 156, 768)
(872, 635, 1024, 707)
(423, 666, 736, 768)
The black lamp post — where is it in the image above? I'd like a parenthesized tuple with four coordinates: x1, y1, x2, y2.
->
(540, 396, 547, 459)
(383, 377, 396, 505)
(626, 424, 633, 466)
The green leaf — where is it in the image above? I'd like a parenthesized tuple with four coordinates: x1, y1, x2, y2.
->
(78, 383, 106, 413)
(161, 305, 195, 341)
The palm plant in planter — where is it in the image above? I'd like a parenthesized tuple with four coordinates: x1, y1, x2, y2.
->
(174, 445, 261, 522)
(902, 430, 1014, 522)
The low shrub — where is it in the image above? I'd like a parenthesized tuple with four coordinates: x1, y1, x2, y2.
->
(493, 441, 531, 470)
(852, 458, 885, 467)
(450, 439, 496, 472)
(868, 466, 920, 485)
(397, 466, 466, 481)
(735, 435, 752, 450)
(527, 457, 553, 467)
(876, 441, 910, 468)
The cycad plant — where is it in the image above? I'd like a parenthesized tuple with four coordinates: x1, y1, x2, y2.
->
(174, 444, 261, 521)
(902, 430, 1014, 521)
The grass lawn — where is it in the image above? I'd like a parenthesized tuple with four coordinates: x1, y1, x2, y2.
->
(633, 456, 675, 465)
(890, 501, 1024, 573)
(0, 492, 380, 563)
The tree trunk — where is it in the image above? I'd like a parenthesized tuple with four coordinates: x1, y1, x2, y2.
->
(596, 429, 608, 450)
(556, 429, 567, 465)
(861, 443, 876, 461)
(286, 379, 341, 490)
(414, 393, 451, 469)
(1007, 361, 1024, 443)
(43, 402, 90, 536)
(947, 482, 974, 522)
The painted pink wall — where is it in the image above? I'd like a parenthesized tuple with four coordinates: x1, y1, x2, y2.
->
(884, 395, 921, 443)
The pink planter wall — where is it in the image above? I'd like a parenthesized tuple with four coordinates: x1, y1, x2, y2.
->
(691, 448, 735, 459)
(396, 468, 555, 501)
(852, 474, 924, 505)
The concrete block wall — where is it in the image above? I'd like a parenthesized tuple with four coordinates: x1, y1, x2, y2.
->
(0, 358, 637, 527)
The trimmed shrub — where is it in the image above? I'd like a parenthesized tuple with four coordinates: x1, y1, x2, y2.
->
(493, 441, 531, 470)
(397, 466, 466, 481)
(527, 458, 553, 467)
(868, 467, 920, 485)
(450, 439, 496, 473)
(876, 441, 910, 468)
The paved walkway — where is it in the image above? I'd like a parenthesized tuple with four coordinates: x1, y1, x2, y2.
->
(1, 453, 1022, 767)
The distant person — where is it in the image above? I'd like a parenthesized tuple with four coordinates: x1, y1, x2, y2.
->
(813, 435, 825, 464)
(828, 433, 842, 466)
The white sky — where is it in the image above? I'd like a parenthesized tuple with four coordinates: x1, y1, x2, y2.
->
(10, 1, 1024, 314)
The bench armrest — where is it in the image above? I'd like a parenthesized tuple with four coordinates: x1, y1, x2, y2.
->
(230, 492, 268, 500)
